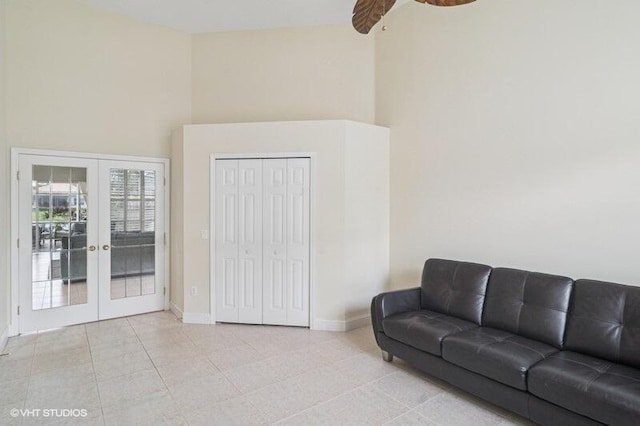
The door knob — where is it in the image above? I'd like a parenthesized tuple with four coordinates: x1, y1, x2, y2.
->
(102, 244, 110, 251)
(88, 245, 96, 252)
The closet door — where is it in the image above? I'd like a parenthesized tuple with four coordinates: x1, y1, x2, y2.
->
(285, 159, 310, 327)
(215, 160, 239, 322)
(216, 157, 309, 327)
(215, 159, 263, 324)
(262, 159, 288, 325)
(263, 158, 310, 326)
(237, 160, 263, 323)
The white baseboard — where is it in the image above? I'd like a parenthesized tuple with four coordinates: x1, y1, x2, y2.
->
(181, 313, 212, 324)
(313, 314, 371, 332)
(169, 302, 183, 319)
(312, 319, 345, 331)
(0, 326, 9, 353)
(170, 301, 212, 325)
(346, 314, 372, 331)
(172, 311, 371, 330)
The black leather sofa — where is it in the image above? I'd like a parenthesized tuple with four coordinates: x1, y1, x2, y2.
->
(372, 258, 640, 426)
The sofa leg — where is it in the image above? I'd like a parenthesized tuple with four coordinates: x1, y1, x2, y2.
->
(382, 350, 393, 362)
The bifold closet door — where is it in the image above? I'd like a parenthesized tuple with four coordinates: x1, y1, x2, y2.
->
(263, 158, 310, 327)
(215, 158, 310, 327)
(215, 159, 263, 324)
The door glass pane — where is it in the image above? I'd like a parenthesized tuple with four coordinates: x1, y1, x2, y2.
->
(31, 165, 88, 310)
(110, 168, 156, 299)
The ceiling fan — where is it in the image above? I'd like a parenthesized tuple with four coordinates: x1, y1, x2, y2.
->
(353, 0, 477, 34)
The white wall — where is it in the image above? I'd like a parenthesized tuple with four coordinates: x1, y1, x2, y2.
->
(377, 0, 640, 287)
(192, 25, 375, 125)
(6, 0, 191, 158)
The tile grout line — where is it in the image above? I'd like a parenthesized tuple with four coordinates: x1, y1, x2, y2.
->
(85, 324, 108, 426)
(128, 315, 193, 425)
(379, 382, 446, 426)
(217, 330, 365, 423)
(180, 323, 339, 422)
(268, 362, 403, 425)
(13, 335, 36, 426)
(21, 330, 40, 417)
(382, 406, 436, 426)
(217, 339, 335, 393)
(179, 321, 247, 420)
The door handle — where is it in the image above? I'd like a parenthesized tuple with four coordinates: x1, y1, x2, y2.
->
(88, 245, 96, 252)
(102, 244, 110, 251)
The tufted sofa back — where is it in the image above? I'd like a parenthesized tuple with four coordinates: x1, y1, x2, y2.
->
(565, 279, 640, 368)
(482, 268, 574, 348)
(421, 258, 492, 325)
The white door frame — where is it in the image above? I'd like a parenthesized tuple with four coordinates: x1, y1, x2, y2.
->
(10, 148, 171, 336)
(209, 153, 317, 329)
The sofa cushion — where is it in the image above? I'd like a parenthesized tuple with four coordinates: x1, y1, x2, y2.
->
(383, 310, 477, 356)
(442, 327, 558, 390)
(421, 259, 492, 325)
(565, 279, 640, 369)
(529, 351, 640, 426)
(482, 268, 573, 348)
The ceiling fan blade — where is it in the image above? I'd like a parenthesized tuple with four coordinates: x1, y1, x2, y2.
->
(415, 0, 477, 5)
(353, 0, 398, 35)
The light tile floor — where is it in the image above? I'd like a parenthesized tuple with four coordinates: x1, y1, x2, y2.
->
(0, 311, 534, 426)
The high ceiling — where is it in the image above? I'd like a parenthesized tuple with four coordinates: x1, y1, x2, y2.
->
(79, 0, 408, 34)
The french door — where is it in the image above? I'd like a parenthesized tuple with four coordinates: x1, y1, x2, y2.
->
(17, 154, 166, 333)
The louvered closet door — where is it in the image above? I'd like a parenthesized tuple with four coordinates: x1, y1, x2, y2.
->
(263, 159, 310, 326)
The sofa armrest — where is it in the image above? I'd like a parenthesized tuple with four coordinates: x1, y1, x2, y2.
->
(371, 287, 421, 336)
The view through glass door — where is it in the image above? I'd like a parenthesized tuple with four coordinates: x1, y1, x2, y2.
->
(17, 154, 166, 333)
(98, 160, 165, 320)
(18, 156, 99, 332)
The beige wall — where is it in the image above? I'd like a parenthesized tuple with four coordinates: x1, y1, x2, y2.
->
(173, 121, 389, 325)
(192, 25, 375, 125)
(0, 0, 8, 340)
(377, 1, 640, 287)
(6, 0, 191, 158)
(170, 131, 185, 313)
(8, 0, 639, 330)
(4, 0, 192, 332)
(344, 122, 390, 319)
